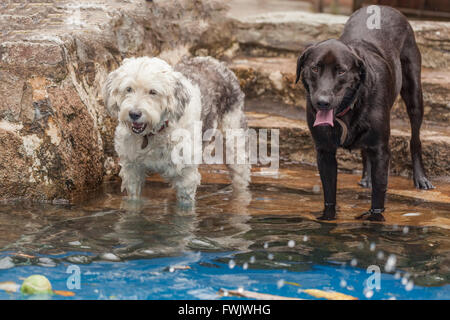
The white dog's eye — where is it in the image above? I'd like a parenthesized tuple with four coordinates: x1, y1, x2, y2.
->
(126, 87, 133, 93)
(149, 89, 157, 95)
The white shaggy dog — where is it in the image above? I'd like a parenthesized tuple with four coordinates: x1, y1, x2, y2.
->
(103, 56, 251, 205)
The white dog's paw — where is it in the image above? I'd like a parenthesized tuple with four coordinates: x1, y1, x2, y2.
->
(177, 197, 195, 209)
(120, 197, 145, 213)
(175, 189, 196, 209)
(121, 181, 142, 200)
(127, 193, 141, 201)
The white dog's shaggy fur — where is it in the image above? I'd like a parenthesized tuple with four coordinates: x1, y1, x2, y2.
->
(103, 56, 251, 205)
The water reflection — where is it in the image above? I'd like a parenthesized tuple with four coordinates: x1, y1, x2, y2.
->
(0, 178, 448, 288)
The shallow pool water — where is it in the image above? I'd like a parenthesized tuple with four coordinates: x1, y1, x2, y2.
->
(0, 165, 449, 300)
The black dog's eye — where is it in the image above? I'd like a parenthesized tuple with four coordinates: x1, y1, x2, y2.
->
(311, 66, 319, 73)
(126, 87, 133, 93)
(337, 68, 346, 75)
(149, 89, 157, 95)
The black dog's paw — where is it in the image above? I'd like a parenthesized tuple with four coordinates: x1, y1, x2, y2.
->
(414, 175, 435, 190)
(355, 210, 385, 222)
(316, 212, 336, 221)
(315, 203, 336, 221)
(358, 177, 372, 189)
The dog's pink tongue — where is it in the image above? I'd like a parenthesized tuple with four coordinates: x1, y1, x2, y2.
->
(314, 109, 334, 127)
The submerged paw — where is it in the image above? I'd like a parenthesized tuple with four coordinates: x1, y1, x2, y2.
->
(177, 196, 195, 209)
(355, 211, 385, 222)
(316, 212, 336, 221)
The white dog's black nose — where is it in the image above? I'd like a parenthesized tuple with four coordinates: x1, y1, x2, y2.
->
(129, 111, 142, 121)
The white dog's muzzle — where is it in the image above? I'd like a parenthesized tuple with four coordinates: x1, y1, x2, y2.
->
(131, 122, 147, 134)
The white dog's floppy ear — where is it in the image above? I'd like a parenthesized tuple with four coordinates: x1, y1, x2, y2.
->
(169, 74, 191, 121)
(102, 70, 120, 118)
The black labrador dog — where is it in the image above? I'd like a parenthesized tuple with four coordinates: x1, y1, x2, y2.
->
(295, 6, 433, 221)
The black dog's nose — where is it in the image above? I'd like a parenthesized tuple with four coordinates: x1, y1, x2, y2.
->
(317, 98, 331, 109)
(129, 111, 142, 121)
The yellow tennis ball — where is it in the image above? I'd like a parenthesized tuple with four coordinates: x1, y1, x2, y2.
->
(21, 275, 53, 295)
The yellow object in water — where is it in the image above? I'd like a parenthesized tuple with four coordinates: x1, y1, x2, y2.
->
(21, 275, 53, 295)
(53, 290, 76, 297)
(302, 289, 358, 300)
(0, 281, 20, 293)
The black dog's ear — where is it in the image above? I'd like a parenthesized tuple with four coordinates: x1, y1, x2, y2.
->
(348, 46, 366, 83)
(358, 56, 366, 84)
(295, 45, 315, 84)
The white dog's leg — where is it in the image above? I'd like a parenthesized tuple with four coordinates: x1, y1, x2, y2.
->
(119, 161, 147, 199)
(228, 162, 251, 192)
(222, 107, 251, 193)
(169, 166, 201, 207)
(114, 124, 148, 199)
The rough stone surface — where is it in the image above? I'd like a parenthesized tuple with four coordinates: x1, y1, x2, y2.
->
(0, 0, 232, 202)
(229, 11, 450, 69)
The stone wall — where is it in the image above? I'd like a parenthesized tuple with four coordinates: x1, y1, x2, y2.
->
(0, 0, 232, 202)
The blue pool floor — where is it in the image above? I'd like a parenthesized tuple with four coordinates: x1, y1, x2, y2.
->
(1, 251, 448, 300)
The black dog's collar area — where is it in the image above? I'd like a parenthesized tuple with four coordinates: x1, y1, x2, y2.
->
(333, 85, 362, 146)
(335, 81, 362, 118)
(335, 118, 348, 146)
(336, 104, 353, 117)
(312, 97, 357, 146)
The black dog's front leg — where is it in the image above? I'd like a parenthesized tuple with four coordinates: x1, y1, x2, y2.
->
(356, 145, 389, 221)
(316, 147, 338, 220)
